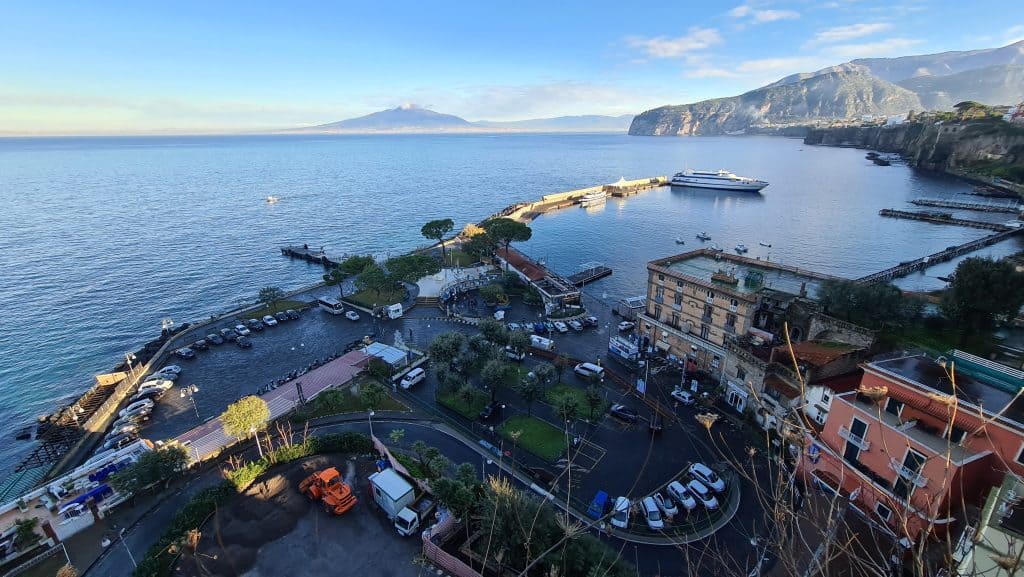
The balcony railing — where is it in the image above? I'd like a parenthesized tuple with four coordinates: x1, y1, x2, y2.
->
(702, 315, 713, 323)
(889, 458, 928, 488)
(838, 426, 871, 450)
(724, 325, 736, 334)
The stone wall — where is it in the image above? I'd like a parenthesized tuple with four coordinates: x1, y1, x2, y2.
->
(807, 313, 876, 349)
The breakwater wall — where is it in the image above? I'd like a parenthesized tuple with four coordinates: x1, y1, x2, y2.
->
(493, 176, 667, 223)
(878, 209, 1013, 231)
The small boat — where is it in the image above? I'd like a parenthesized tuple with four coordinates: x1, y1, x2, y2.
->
(759, 241, 772, 247)
(266, 195, 280, 203)
(696, 232, 711, 241)
(708, 243, 723, 252)
(580, 190, 607, 207)
(735, 244, 748, 253)
(675, 237, 686, 245)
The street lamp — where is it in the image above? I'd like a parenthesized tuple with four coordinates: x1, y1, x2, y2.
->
(250, 426, 263, 459)
(481, 456, 493, 482)
(124, 353, 137, 381)
(368, 410, 375, 441)
(180, 384, 200, 420)
(119, 528, 137, 569)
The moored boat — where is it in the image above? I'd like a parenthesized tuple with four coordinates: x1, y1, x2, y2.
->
(735, 244, 748, 253)
(696, 232, 711, 241)
(670, 169, 768, 192)
(580, 190, 607, 206)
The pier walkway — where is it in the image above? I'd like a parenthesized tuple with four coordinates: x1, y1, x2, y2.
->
(280, 245, 342, 267)
(856, 228, 1023, 284)
(879, 209, 1013, 231)
(910, 198, 1021, 214)
(567, 263, 612, 286)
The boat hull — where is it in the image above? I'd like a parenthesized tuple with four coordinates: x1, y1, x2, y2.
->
(670, 178, 767, 192)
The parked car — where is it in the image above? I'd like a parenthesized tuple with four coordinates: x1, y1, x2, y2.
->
(582, 315, 599, 327)
(567, 319, 584, 332)
(219, 327, 237, 341)
(119, 399, 154, 419)
(246, 318, 264, 331)
(530, 335, 555, 351)
(191, 339, 209, 351)
(205, 333, 224, 345)
(671, 388, 695, 406)
(174, 347, 195, 359)
(234, 324, 251, 337)
(145, 371, 177, 382)
(103, 433, 138, 451)
(609, 403, 639, 423)
(479, 401, 502, 421)
(110, 422, 139, 436)
(641, 496, 665, 530)
(345, 310, 361, 321)
(236, 336, 253, 348)
(157, 365, 182, 375)
(553, 321, 569, 333)
(138, 379, 173, 393)
(286, 309, 300, 319)
(275, 311, 289, 322)
(400, 367, 426, 389)
(686, 479, 720, 510)
(689, 462, 726, 492)
(504, 345, 525, 361)
(112, 414, 147, 430)
(666, 481, 697, 511)
(262, 314, 278, 327)
(574, 362, 605, 381)
(544, 321, 556, 333)
(129, 388, 164, 404)
(617, 321, 635, 332)
(610, 497, 630, 529)
(653, 492, 678, 518)
(507, 322, 522, 332)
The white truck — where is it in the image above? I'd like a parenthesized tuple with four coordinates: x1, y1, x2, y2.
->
(368, 467, 436, 536)
(386, 303, 403, 319)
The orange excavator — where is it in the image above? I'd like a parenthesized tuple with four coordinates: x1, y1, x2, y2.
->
(298, 467, 358, 515)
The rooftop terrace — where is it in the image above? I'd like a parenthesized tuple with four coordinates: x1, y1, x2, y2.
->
(650, 249, 838, 299)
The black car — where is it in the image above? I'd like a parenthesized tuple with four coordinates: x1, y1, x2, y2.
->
(129, 388, 164, 404)
(174, 347, 196, 359)
(275, 311, 289, 322)
(479, 401, 503, 421)
(219, 327, 237, 342)
(609, 403, 639, 423)
(246, 318, 264, 331)
(192, 339, 209, 351)
(205, 333, 224, 345)
(236, 336, 253, 348)
(286, 309, 300, 320)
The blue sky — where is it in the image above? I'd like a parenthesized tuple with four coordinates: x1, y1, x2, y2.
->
(0, 0, 1020, 134)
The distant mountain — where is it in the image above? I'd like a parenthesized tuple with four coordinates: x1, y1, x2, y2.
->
(630, 41, 1024, 137)
(476, 114, 634, 132)
(630, 68, 921, 136)
(313, 105, 471, 131)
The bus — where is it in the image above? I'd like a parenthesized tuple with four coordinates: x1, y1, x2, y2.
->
(317, 297, 345, 315)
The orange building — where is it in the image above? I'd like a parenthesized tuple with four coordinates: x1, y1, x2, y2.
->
(801, 352, 1024, 544)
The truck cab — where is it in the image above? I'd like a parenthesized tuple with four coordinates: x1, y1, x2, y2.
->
(394, 496, 435, 536)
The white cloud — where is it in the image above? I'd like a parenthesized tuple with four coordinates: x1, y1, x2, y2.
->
(736, 57, 822, 74)
(827, 37, 923, 59)
(685, 68, 740, 79)
(729, 4, 800, 25)
(810, 22, 891, 44)
(1006, 24, 1024, 43)
(627, 28, 722, 58)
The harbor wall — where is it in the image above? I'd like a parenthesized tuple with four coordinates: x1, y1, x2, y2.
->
(504, 176, 667, 223)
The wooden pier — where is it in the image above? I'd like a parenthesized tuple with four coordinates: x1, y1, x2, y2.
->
(910, 198, 1021, 214)
(280, 245, 341, 267)
(856, 228, 1023, 284)
(879, 209, 1013, 231)
(567, 264, 613, 286)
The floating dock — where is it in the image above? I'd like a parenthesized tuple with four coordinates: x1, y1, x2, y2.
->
(280, 245, 341, 267)
(910, 198, 1021, 214)
(878, 209, 1014, 231)
(856, 228, 1023, 284)
(567, 264, 612, 286)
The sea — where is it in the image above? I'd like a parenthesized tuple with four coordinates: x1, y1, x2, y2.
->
(0, 133, 1020, 476)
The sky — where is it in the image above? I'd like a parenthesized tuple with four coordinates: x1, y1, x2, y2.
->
(0, 0, 1021, 135)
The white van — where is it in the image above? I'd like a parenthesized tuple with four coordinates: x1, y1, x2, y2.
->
(610, 496, 630, 529)
(529, 335, 555, 351)
(400, 367, 425, 389)
(386, 303, 404, 319)
(642, 496, 664, 530)
(573, 362, 605, 381)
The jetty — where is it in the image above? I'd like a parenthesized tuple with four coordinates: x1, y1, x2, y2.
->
(878, 209, 1014, 231)
(910, 198, 1021, 214)
(567, 262, 612, 286)
(856, 228, 1023, 284)
(280, 245, 341, 267)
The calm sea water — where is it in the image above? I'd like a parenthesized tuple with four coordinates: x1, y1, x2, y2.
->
(0, 133, 1020, 473)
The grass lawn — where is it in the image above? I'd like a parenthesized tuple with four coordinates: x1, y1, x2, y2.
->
(346, 287, 405, 308)
(545, 384, 610, 419)
(498, 415, 566, 462)
(290, 387, 406, 422)
(437, 389, 490, 420)
(244, 299, 307, 319)
(443, 249, 479, 268)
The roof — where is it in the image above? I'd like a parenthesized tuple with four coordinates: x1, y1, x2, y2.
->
(363, 342, 408, 366)
(369, 468, 413, 499)
(813, 370, 863, 392)
(648, 249, 836, 300)
(777, 341, 863, 368)
(764, 375, 800, 399)
(496, 247, 547, 282)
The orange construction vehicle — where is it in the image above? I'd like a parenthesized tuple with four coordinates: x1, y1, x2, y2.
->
(298, 467, 357, 515)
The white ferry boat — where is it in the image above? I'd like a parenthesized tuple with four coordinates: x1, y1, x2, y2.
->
(670, 169, 768, 192)
(579, 190, 607, 206)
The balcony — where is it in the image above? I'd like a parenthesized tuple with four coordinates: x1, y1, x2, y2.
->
(724, 325, 736, 334)
(653, 295, 664, 304)
(838, 426, 871, 450)
(729, 304, 738, 313)
(889, 458, 928, 488)
(702, 314, 713, 323)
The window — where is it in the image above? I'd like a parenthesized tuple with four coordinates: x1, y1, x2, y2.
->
(814, 411, 827, 426)
(655, 286, 664, 300)
(658, 274, 664, 281)
(947, 425, 967, 444)
(703, 304, 714, 321)
(875, 503, 892, 522)
(730, 298, 739, 307)
(674, 292, 683, 306)
(706, 290, 715, 301)
(821, 391, 831, 404)
(885, 398, 904, 417)
(670, 313, 680, 327)
(711, 356, 720, 369)
(725, 313, 737, 328)
(653, 305, 663, 321)
(676, 280, 683, 288)
(736, 367, 746, 380)
(1015, 444, 1024, 467)
(700, 324, 710, 339)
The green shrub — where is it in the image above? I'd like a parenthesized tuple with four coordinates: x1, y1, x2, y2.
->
(313, 432, 373, 454)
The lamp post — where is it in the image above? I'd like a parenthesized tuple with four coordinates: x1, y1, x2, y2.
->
(119, 528, 137, 569)
(250, 426, 263, 459)
(124, 353, 137, 381)
(481, 456, 493, 482)
(368, 410, 375, 441)
(180, 384, 200, 420)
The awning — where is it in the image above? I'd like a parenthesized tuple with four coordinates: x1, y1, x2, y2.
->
(655, 341, 671, 352)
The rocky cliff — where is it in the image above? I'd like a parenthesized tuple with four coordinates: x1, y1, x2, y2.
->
(804, 120, 1024, 182)
(629, 68, 921, 136)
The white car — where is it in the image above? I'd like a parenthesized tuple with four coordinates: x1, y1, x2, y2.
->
(157, 365, 182, 375)
(610, 496, 630, 529)
(567, 319, 584, 332)
(671, 388, 695, 406)
(653, 492, 678, 518)
(119, 399, 154, 419)
(400, 367, 426, 389)
(553, 321, 569, 334)
(262, 314, 278, 327)
(642, 496, 664, 530)
(687, 479, 720, 510)
(345, 310, 361, 321)
(617, 321, 635, 332)
(234, 324, 251, 337)
(138, 379, 173, 393)
(146, 371, 178, 382)
(666, 481, 697, 511)
(689, 462, 726, 492)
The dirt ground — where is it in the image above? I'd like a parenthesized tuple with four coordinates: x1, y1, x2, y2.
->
(175, 455, 428, 577)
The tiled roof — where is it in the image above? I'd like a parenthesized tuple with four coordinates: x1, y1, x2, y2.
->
(495, 247, 547, 282)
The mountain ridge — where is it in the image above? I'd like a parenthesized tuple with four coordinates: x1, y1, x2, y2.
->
(294, 108, 634, 133)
